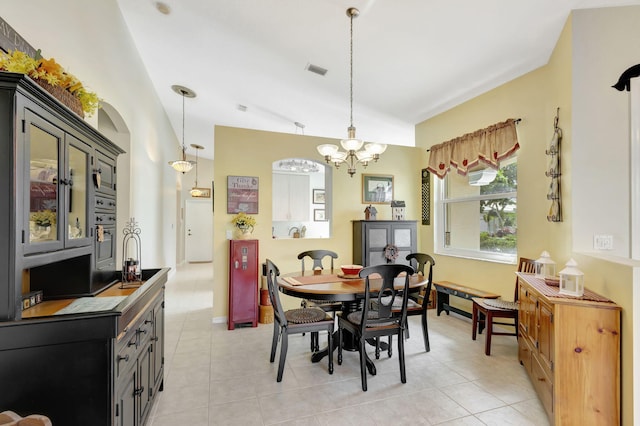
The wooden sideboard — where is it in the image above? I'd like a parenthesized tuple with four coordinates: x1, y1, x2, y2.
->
(516, 272, 620, 425)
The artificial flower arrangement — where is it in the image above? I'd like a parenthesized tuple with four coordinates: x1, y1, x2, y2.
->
(0, 49, 100, 116)
(30, 210, 56, 227)
(231, 212, 256, 231)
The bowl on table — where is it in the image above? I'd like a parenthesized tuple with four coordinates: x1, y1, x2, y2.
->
(340, 264, 363, 276)
(544, 276, 560, 287)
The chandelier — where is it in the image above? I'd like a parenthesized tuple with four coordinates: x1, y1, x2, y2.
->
(189, 143, 204, 196)
(169, 85, 197, 173)
(317, 7, 386, 177)
(277, 159, 320, 173)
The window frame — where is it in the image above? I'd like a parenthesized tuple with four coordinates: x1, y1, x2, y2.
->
(434, 162, 517, 264)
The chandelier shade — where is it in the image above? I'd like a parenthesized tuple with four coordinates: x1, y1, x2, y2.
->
(189, 143, 204, 196)
(316, 7, 386, 177)
(169, 85, 196, 173)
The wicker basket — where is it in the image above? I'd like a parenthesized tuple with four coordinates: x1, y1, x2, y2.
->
(34, 78, 84, 118)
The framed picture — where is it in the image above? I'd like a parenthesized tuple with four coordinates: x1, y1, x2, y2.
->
(312, 189, 325, 204)
(362, 174, 394, 204)
(314, 209, 326, 221)
(227, 176, 259, 214)
(191, 187, 211, 198)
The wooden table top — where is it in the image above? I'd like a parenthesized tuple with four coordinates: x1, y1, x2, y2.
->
(278, 269, 428, 302)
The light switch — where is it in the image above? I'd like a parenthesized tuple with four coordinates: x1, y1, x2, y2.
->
(594, 235, 613, 250)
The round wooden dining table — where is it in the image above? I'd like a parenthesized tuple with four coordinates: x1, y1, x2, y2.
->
(277, 269, 428, 374)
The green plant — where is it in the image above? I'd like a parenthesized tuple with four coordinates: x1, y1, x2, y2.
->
(0, 50, 100, 116)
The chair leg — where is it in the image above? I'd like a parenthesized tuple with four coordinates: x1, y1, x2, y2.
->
(485, 311, 493, 356)
(375, 338, 380, 359)
(387, 336, 392, 358)
(270, 323, 279, 363)
(277, 332, 288, 382)
(421, 310, 430, 352)
(327, 328, 334, 374)
(359, 336, 368, 391)
(310, 331, 320, 352)
(398, 330, 406, 384)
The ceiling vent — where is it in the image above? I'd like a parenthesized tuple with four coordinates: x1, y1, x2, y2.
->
(306, 63, 328, 76)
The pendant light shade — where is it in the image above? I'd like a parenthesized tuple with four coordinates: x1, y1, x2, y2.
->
(189, 143, 204, 196)
(169, 85, 197, 173)
(316, 7, 386, 177)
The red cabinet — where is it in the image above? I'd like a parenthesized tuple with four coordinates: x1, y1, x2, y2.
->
(228, 239, 259, 330)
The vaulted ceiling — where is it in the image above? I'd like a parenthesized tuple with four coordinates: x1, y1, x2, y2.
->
(117, 0, 640, 159)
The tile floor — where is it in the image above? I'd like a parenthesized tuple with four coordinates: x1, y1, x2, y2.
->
(148, 263, 550, 426)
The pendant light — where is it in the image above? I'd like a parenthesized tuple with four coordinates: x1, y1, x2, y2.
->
(317, 7, 386, 177)
(189, 144, 204, 197)
(168, 85, 196, 173)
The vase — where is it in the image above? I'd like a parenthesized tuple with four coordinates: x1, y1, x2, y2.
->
(236, 227, 253, 240)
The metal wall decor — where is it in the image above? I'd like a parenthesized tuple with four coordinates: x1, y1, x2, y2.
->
(546, 108, 562, 222)
(421, 169, 430, 225)
(121, 217, 142, 287)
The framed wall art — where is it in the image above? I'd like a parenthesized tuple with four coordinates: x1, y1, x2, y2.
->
(312, 189, 325, 204)
(362, 174, 394, 204)
(314, 209, 326, 221)
(227, 175, 259, 214)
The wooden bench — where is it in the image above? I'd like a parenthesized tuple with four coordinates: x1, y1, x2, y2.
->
(433, 281, 500, 321)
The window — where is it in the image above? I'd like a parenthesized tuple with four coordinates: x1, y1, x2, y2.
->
(435, 158, 517, 263)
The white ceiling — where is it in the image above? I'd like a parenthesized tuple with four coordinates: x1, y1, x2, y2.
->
(116, 0, 640, 160)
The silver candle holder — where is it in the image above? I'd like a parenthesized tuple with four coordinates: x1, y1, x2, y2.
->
(121, 217, 142, 287)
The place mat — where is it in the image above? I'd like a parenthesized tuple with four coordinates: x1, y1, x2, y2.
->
(337, 273, 360, 279)
(282, 274, 341, 286)
(524, 275, 613, 303)
(54, 296, 127, 315)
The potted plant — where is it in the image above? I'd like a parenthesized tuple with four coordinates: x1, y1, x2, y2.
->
(231, 212, 256, 239)
(30, 209, 56, 239)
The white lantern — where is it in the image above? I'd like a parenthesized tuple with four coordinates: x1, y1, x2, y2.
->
(559, 258, 584, 297)
(535, 251, 556, 279)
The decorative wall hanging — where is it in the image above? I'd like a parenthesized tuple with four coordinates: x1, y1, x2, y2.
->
(546, 108, 562, 222)
(421, 168, 430, 225)
(227, 175, 259, 214)
(426, 118, 521, 179)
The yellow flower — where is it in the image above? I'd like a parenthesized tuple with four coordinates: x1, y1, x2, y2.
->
(231, 212, 256, 229)
(0, 50, 100, 116)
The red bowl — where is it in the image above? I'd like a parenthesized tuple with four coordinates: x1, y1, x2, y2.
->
(341, 264, 363, 276)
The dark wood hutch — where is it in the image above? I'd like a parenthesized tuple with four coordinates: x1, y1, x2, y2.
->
(0, 72, 168, 426)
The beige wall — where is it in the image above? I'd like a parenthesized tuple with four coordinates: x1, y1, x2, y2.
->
(213, 126, 426, 314)
(416, 10, 638, 424)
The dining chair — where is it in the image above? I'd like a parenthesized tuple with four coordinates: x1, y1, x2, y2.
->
(297, 250, 342, 351)
(471, 256, 537, 355)
(264, 259, 334, 382)
(337, 263, 414, 391)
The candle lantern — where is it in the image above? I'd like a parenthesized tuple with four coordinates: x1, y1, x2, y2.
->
(121, 217, 142, 288)
(535, 250, 556, 278)
(559, 258, 584, 297)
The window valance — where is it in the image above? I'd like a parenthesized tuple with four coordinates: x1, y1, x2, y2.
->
(427, 118, 520, 178)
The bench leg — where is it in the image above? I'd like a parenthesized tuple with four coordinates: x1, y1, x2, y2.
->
(471, 302, 478, 341)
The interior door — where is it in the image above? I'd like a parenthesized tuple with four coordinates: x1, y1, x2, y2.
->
(185, 199, 213, 262)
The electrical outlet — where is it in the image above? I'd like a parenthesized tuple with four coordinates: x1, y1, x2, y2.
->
(594, 235, 613, 250)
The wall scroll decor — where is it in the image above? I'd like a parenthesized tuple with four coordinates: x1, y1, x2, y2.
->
(227, 176, 259, 214)
(546, 108, 562, 222)
(421, 169, 430, 225)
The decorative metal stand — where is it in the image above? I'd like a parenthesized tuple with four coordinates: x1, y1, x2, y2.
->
(546, 108, 562, 222)
(121, 217, 142, 288)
